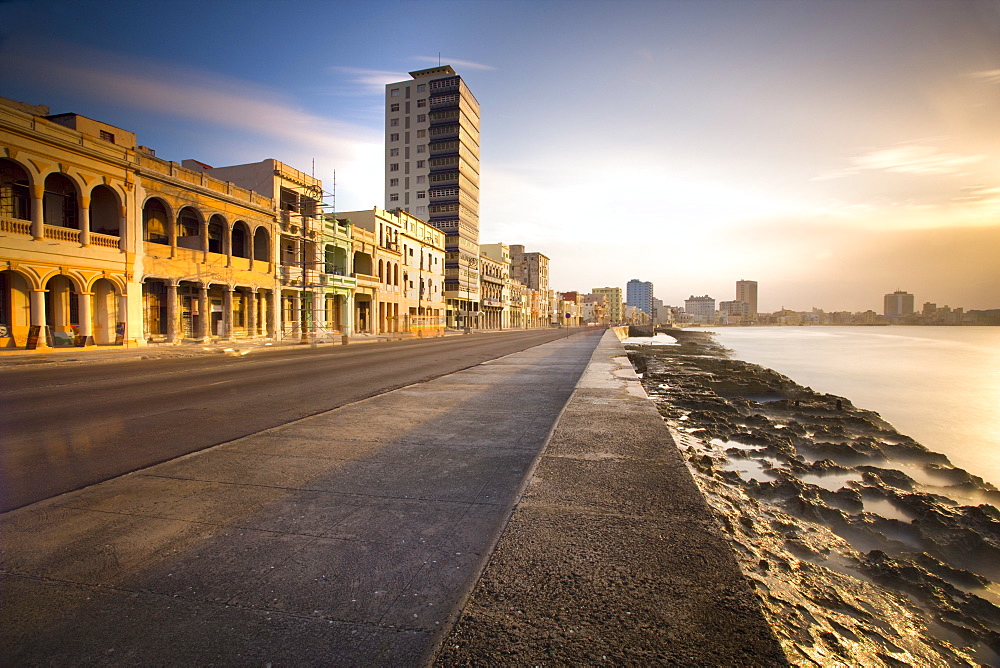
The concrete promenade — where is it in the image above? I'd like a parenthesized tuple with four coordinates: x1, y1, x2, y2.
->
(1, 329, 782, 665)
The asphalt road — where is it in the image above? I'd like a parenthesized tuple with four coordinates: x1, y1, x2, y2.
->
(0, 329, 583, 513)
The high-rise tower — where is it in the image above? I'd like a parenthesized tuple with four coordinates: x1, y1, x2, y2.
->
(736, 279, 758, 316)
(884, 290, 914, 316)
(626, 279, 654, 315)
(384, 66, 481, 325)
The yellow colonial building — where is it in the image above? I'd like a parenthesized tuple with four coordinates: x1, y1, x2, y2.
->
(0, 96, 320, 349)
(2, 97, 138, 348)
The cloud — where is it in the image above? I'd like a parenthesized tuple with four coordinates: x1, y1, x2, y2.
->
(411, 55, 496, 71)
(968, 69, 1000, 85)
(0, 34, 386, 209)
(1, 35, 382, 190)
(328, 66, 408, 94)
(851, 145, 988, 175)
(815, 143, 991, 183)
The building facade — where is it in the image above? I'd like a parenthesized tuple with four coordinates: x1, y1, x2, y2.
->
(479, 242, 511, 329)
(718, 299, 749, 324)
(509, 245, 550, 326)
(592, 287, 623, 324)
(191, 158, 339, 340)
(0, 97, 292, 349)
(2, 98, 140, 348)
(385, 66, 481, 327)
(685, 295, 716, 323)
(884, 290, 914, 317)
(626, 279, 654, 316)
(397, 208, 447, 335)
(736, 279, 758, 316)
(581, 293, 609, 325)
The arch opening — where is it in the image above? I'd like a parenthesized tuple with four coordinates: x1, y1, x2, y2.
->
(43, 173, 79, 229)
(90, 185, 120, 235)
(0, 159, 30, 221)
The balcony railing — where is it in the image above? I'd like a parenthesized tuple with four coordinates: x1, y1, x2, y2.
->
(43, 225, 80, 243)
(0, 217, 31, 236)
(91, 232, 120, 249)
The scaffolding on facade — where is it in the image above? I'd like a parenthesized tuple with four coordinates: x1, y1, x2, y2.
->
(277, 168, 347, 344)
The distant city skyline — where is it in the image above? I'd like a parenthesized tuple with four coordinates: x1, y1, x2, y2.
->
(3, 0, 997, 311)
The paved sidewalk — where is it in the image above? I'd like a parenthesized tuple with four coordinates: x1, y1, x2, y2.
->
(1, 330, 602, 665)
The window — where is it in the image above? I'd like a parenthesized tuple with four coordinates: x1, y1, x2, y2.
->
(99, 130, 115, 143)
(390, 103, 399, 112)
(417, 99, 426, 108)
(389, 193, 399, 202)
(389, 148, 399, 157)
(143, 200, 169, 245)
(417, 191, 426, 199)
(416, 145, 425, 153)
(416, 175, 425, 184)
(390, 88, 400, 97)
(416, 160, 425, 168)
(390, 118, 399, 127)
(417, 84, 426, 92)
(416, 206, 427, 215)
(417, 129, 426, 138)
(390, 133, 399, 141)
(390, 178, 399, 187)
(389, 163, 399, 172)
(417, 114, 426, 123)
(0, 160, 31, 220)
(208, 219, 225, 254)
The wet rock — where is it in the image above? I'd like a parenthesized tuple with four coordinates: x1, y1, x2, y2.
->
(628, 335, 1000, 666)
(858, 466, 917, 491)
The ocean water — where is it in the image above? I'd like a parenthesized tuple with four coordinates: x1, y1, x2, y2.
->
(708, 326, 1000, 489)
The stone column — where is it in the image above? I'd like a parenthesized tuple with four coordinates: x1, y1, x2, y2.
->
(247, 290, 257, 338)
(119, 292, 129, 344)
(222, 289, 233, 340)
(290, 293, 301, 335)
(31, 185, 44, 240)
(29, 290, 47, 348)
(118, 206, 127, 252)
(197, 285, 209, 341)
(30, 290, 47, 327)
(77, 292, 94, 344)
(267, 291, 278, 339)
(166, 283, 178, 343)
(80, 196, 91, 247)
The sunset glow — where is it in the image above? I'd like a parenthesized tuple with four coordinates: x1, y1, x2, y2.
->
(2, 0, 997, 311)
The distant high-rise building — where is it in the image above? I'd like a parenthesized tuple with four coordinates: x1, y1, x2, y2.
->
(626, 279, 654, 315)
(736, 279, 758, 316)
(884, 290, 914, 317)
(385, 65, 481, 326)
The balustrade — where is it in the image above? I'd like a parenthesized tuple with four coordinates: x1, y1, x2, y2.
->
(43, 225, 80, 243)
(90, 232, 120, 249)
(0, 217, 31, 236)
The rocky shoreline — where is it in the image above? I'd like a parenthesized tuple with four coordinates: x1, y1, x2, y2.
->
(626, 329, 1000, 666)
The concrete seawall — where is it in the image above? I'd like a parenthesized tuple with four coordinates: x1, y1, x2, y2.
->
(437, 329, 786, 664)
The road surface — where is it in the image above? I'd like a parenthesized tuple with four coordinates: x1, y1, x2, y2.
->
(0, 329, 582, 512)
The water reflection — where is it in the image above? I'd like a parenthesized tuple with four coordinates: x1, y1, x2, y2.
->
(713, 326, 1000, 489)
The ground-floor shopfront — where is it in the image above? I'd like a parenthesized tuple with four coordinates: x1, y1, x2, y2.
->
(143, 277, 277, 343)
(1, 265, 130, 349)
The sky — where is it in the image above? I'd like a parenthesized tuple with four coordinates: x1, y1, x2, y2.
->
(2, 0, 998, 312)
